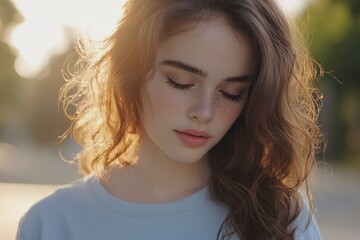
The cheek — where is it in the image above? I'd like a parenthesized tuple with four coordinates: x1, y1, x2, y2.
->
(147, 85, 183, 115)
(217, 101, 244, 126)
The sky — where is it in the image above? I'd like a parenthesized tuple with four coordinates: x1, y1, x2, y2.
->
(8, 0, 309, 78)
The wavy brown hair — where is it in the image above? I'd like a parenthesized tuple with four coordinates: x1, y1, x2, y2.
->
(60, 0, 322, 239)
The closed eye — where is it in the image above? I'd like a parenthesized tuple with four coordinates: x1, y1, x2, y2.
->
(166, 76, 245, 102)
(166, 77, 194, 90)
(219, 90, 242, 102)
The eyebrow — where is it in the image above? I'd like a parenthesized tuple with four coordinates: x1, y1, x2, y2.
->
(160, 60, 253, 83)
(225, 75, 253, 83)
(161, 60, 208, 78)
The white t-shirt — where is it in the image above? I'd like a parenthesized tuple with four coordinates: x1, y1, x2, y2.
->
(17, 176, 322, 240)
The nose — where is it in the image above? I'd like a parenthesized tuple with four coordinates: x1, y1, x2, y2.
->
(188, 91, 215, 123)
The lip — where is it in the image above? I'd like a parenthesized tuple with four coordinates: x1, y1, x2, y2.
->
(176, 129, 211, 138)
(174, 129, 211, 147)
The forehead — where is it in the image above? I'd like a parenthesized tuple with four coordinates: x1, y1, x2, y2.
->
(155, 17, 253, 78)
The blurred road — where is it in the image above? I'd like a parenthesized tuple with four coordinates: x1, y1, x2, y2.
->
(0, 141, 81, 184)
(313, 167, 360, 239)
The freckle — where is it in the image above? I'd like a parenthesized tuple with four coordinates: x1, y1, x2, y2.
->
(152, 89, 182, 111)
(166, 93, 182, 110)
(218, 102, 242, 123)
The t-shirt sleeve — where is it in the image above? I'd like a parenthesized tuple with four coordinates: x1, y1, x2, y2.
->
(16, 218, 25, 240)
(16, 210, 42, 240)
(15, 179, 89, 240)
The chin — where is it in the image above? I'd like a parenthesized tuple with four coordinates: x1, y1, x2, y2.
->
(168, 151, 208, 165)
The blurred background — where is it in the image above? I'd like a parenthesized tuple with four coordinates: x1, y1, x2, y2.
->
(0, 0, 359, 239)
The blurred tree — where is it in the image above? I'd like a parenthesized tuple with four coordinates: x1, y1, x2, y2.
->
(0, 0, 23, 138)
(301, 0, 360, 165)
(336, 0, 360, 16)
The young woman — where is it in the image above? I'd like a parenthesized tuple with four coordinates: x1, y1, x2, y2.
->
(17, 0, 323, 239)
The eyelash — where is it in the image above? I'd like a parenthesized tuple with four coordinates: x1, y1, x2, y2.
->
(166, 77, 193, 90)
(166, 77, 243, 102)
(219, 90, 242, 102)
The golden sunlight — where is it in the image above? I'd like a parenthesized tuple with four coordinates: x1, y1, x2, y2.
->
(8, 0, 306, 78)
(9, 0, 125, 78)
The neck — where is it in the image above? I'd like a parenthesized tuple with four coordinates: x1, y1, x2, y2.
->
(103, 141, 210, 203)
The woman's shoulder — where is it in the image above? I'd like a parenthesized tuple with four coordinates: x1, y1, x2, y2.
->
(16, 177, 93, 240)
(27, 177, 90, 213)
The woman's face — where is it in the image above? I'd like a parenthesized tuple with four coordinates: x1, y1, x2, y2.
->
(141, 17, 253, 164)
